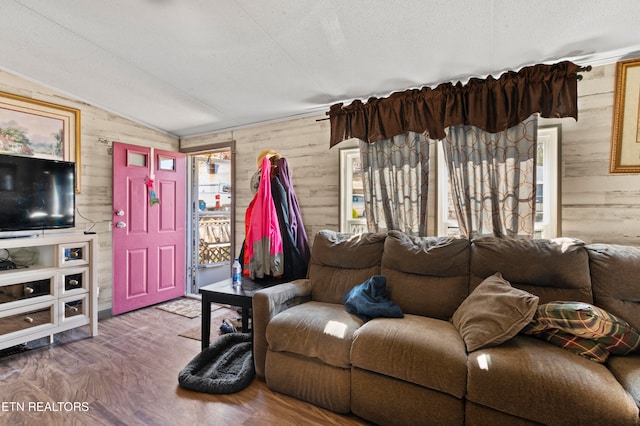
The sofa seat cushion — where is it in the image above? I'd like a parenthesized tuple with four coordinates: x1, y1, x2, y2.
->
(467, 335, 640, 425)
(266, 301, 362, 368)
(351, 314, 467, 399)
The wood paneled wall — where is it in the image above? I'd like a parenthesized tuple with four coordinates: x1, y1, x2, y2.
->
(181, 117, 356, 255)
(0, 70, 179, 312)
(1, 61, 637, 313)
(541, 62, 640, 245)
(184, 62, 640, 251)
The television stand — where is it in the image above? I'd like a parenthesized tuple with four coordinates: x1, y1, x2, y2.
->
(0, 233, 98, 351)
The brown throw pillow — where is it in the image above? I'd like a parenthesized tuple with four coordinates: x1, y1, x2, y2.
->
(452, 272, 539, 352)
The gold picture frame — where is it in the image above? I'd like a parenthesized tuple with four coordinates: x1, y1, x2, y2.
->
(0, 90, 81, 192)
(610, 58, 640, 173)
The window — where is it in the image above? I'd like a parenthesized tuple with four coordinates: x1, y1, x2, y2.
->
(437, 124, 560, 238)
(158, 156, 176, 171)
(339, 125, 559, 238)
(339, 147, 367, 233)
(436, 143, 460, 237)
(127, 151, 146, 167)
(534, 125, 560, 238)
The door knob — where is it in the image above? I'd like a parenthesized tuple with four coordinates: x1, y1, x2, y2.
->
(116, 221, 127, 228)
(115, 210, 125, 216)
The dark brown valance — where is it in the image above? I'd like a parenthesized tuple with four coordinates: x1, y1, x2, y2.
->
(327, 61, 580, 147)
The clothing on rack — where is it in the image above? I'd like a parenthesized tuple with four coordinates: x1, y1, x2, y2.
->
(245, 156, 283, 279)
(274, 157, 310, 266)
(241, 153, 310, 281)
(271, 165, 307, 280)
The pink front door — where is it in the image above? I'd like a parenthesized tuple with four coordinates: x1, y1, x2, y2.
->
(112, 142, 186, 315)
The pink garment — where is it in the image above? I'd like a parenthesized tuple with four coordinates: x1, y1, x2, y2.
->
(246, 157, 284, 278)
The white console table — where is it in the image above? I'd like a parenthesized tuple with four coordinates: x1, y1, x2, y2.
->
(0, 233, 98, 350)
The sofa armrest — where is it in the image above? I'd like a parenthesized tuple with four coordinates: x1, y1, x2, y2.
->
(252, 279, 312, 378)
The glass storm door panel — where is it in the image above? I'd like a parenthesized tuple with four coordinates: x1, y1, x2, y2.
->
(191, 150, 233, 292)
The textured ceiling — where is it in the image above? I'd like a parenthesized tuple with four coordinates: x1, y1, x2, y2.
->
(2, 0, 640, 137)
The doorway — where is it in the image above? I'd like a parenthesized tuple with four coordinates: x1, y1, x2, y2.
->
(187, 145, 235, 295)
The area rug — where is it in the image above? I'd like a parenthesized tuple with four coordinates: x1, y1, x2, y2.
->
(155, 297, 227, 319)
(178, 332, 254, 394)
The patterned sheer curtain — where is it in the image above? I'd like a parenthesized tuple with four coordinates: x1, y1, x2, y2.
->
(359, 132, 429, 236)
(442, 114, 538, 238)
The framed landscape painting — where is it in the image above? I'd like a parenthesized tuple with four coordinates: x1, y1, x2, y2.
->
(610, 58, 640, 174)
(0, 90, 81, 192)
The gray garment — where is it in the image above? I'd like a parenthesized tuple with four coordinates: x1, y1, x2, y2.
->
(250, 170, 260, 195)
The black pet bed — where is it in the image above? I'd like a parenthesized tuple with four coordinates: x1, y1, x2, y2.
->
(178, 332, 254, 394)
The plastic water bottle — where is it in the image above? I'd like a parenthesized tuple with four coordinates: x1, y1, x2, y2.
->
(232, 258, 242, 288)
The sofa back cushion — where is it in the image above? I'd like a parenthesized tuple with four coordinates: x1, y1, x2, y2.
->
(586, 243, 640, 332)
(381, 231, 470, 319)
(470, 237, 592, 304)
(309, 230, 386, 304)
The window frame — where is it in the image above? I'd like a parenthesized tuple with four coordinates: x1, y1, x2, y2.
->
(535, 124, 560, 238)
(339, 147, 367, 233)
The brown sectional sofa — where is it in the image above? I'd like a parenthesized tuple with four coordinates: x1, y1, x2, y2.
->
(252, 230, 640, 425)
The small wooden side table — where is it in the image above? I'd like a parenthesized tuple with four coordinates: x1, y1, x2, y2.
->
(199, 277, 282, 351)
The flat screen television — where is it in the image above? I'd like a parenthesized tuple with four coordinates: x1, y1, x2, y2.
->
(0, 154, 76, 233)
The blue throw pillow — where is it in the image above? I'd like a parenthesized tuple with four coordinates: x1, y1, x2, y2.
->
(343, 275, 404, 322)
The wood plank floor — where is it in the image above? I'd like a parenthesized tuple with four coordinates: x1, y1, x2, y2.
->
(0, 304, 371, 426)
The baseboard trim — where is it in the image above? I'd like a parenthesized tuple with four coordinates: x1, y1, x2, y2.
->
(98, 308, 112, 320)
